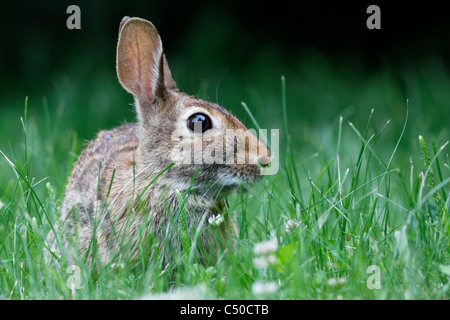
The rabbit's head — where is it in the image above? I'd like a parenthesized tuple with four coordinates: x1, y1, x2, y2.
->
(117, 17, 271, 193)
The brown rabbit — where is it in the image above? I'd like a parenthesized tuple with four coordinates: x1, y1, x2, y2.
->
(47, 17, 271, 266)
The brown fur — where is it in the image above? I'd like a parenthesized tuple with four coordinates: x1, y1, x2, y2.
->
(46, 17, 270, 267)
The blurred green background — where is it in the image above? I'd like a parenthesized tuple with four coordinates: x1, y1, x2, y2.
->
(0, 0, 449, 195)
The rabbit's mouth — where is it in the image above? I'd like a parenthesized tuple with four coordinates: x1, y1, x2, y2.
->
(188, 166, 260, 195)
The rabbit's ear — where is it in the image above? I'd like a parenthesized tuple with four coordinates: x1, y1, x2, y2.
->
(116, 17, 176, 105)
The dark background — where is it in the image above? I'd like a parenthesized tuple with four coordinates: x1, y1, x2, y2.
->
(1, 1, 449, 100)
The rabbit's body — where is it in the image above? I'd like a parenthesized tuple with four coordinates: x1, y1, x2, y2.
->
(58, 119, 232, 264)
(47, 17, 270, 266)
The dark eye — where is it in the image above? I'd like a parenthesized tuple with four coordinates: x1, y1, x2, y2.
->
(187, 113, 212, 133)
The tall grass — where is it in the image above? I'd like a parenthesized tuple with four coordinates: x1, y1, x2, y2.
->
(0, 50, 449, 299)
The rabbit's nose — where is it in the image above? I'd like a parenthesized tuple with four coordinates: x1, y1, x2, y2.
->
(258, 155, 272, 168)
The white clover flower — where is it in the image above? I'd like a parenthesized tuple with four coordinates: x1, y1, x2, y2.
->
(284, 219, 302, 233)
(253, 239, 278, 255)
(327, 277, 347, 287)
(110, 262, 125, 271)
(208, 214, 224, 226)
(140, 284, 212, 300)
(252, 281, 278, 295)
(252, 255, 277, 268)
(253, 238, 279, 269)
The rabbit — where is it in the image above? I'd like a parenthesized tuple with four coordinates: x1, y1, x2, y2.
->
(46, 16, 271, 267)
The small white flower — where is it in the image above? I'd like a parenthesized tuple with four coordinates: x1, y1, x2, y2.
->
(253, 239, 278, 255)
(0, 200, 4, 210)
(140, 284, 212, 300)
(252, 281, 278, 296)
(253, 239, 278, 268)
(208, 214, 224, 226)
(327, 277, 347, 287)
(252, 255, 277, 268)
(284, 219, 302, 233)
(110, 262, 125, 271)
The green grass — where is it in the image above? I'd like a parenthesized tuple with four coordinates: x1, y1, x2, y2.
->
(0, 48, 449, 299)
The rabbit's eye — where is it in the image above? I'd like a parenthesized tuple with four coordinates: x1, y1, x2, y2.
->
(187, 113, 212, 133)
